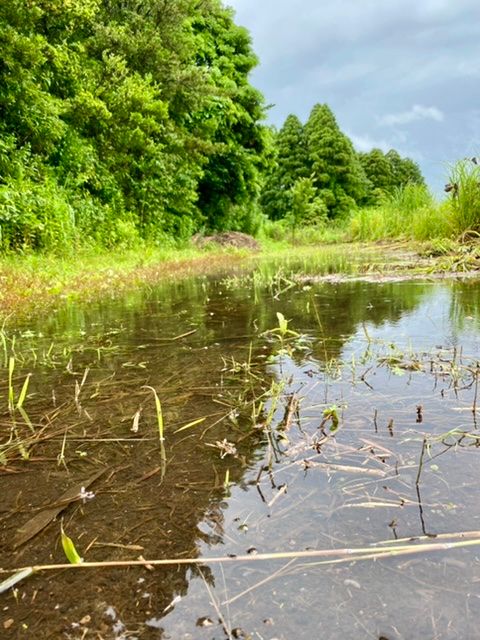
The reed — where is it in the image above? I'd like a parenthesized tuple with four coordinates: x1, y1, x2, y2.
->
(2, 531, 480, 594)
(448, 159, 480, 233)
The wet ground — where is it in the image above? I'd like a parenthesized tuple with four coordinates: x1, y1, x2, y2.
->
(1, 260, 480, 639)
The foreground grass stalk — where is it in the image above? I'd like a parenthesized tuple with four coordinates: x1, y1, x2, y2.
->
(2, 532, 480, 594)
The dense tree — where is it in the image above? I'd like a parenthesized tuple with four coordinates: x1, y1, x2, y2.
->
(192, 3, 266, 231)
(385, 150, 425, 189)
(260, 114, 308, 220)
(303, 104, 367, 218)
(358, 149, 394, 204)
(0, 0, 266, 250)
(286, 177, 327, 235)
(358, 148, 425, 204)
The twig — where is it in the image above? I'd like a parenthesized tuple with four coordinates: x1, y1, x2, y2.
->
(415, 436, 428, 486)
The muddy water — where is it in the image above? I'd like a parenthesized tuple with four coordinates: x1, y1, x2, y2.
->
(1, 269, 480, 639)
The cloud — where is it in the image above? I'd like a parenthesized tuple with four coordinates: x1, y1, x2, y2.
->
(227, 0, 479, 191)
(380, 105, 445, 127)
(346, 132, 392, 154)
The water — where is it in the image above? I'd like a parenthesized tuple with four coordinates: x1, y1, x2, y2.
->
(1, 268, 480, 639)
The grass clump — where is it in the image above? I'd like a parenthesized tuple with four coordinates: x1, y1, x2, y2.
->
(447, 159, 480, 234)
(348, 184, 451, 242)
(347, 159, 480, 243)
(259, 218, 347, 246)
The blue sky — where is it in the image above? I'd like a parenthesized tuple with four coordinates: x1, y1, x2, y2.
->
(227, 0, 480, 192)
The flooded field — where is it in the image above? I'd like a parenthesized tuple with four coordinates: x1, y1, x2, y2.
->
(1, 259, 480, 639)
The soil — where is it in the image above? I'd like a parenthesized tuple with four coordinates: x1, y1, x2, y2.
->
(191, 231, 260, 250)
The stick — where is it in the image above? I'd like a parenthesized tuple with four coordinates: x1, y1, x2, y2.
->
(3, 536, 480, 578)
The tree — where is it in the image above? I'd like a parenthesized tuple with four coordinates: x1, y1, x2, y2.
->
(358, 148, 426, 205)
(286, 177, 327, 237)
(192, 1, 267, 231)
(358, 148, 395, 204)
(304, 104, 367, 218)
(0, 0, 268, 249)
(260, 114, 308, 220)
(385, 150, 425, 189)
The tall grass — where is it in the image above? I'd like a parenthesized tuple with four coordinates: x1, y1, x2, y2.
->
(348, 184, 452, 242)
(447, 159, 480, 234)
(259, 217, 347, 245)
(348, 160, 480, 243)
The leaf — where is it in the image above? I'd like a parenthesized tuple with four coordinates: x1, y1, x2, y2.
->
(61, 526, 83, 564)
(8, 356, 15, 411)
(14, 466, 108, 549)
(16, 373, 31, 409)
(173, 416, 206, 434)
(0, 567, 34, 595)
(142, 386, 164, 442)
(276, 312, 288, 336)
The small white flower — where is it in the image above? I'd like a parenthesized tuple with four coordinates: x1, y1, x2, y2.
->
(79, 487, 95, 503)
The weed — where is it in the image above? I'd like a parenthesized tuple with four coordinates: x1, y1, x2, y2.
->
(447, 159, 480, 233)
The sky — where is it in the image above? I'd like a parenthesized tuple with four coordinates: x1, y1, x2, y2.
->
(227, 0, 480, 193)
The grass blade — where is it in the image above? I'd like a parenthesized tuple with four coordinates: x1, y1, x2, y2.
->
(142, 386, 164, 442)
(0, 567, 34, 595)
(16, 373, 31, 410)
(8, 356, 15, 412)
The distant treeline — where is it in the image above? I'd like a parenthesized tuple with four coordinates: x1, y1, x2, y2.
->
(262, 108, 424, 228)
(0, 0, 424, 251)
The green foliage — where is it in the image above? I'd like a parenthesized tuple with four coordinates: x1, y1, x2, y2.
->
(286, 177, 327, 235)
(260, 115, 308, 220)
(349, 184, 450, 241)
(358, 148, 394, 204)
(259, 104, 427, 228)
(385, 150, 425, 189)
(446, 159, 480, 234)
(358, 148, 425, 205)
(0, 0, 266, 252)
(303, 104, 368, 218)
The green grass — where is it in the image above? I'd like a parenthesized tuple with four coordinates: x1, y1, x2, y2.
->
(259, 218, 347, 245)
(447, 159, 480, 234)
(0, 243, 251, 319)
(348, 184, 453, 242)
(347, 160, 480, 242)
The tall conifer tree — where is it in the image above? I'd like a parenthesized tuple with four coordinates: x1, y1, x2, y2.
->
(358, 148, 395, 203)
(304, 104, 367, 217)
(260, 114, 307, 220)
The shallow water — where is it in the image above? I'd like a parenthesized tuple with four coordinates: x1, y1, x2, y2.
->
(1, 267, 480, 639)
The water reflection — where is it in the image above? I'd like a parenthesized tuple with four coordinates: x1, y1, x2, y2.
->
(1, 271, 480, 639)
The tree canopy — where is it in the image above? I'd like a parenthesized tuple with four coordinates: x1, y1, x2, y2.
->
(260, 114, 307, 221)
(0, 2, 429, 251)
(259, 107, 427, 221)
(359, 148, 425, 204)
(0, 0, 266, 250)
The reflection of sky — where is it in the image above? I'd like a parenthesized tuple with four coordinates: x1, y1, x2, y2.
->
(344, 284, 480, 356)
(169, 279, 480, 639)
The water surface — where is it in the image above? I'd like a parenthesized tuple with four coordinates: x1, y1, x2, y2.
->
(1, 268, 480, 639)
